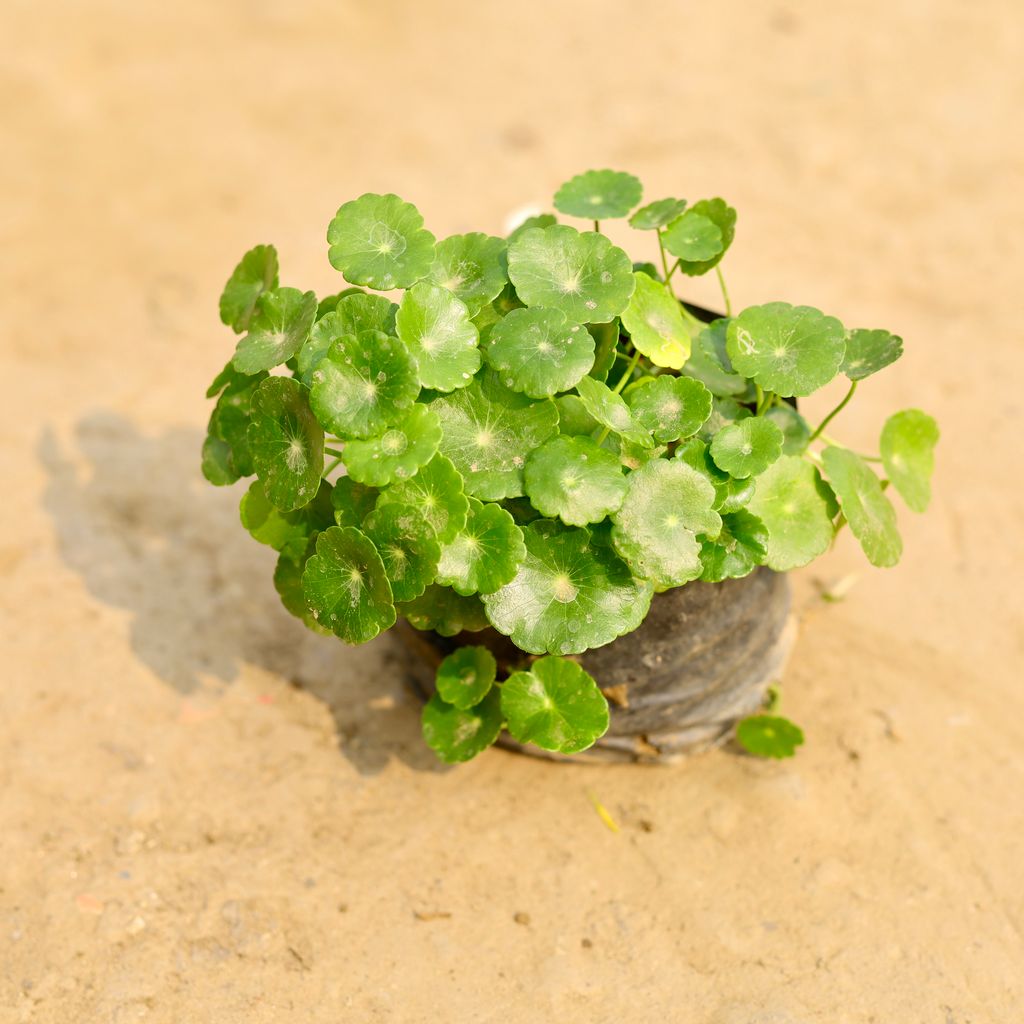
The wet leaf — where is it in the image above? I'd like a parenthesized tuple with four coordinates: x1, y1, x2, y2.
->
(699, 510, 769, 582)
(331, 475, 378, 527)
(362, 502, 441, 602)
(240, 478, 333, 559)
(524, 435, 627, 526)
(341, 405, 442, 487)
(880, 409, 939, 513)
(395, 282, 481, 391)
(297, 294, 398, 382)
(709, 415, 785, 479)
(376, 453, 469, 544)
(274, 539, 331, 635)
(220, 244, 279, 333)
(675, 437, 755, 513)
(399, 584, 489, 636)
(435, 498, 525, 595)
(575, 376, 654, 448)
(662, 209, 723, 262)
(625, 375, 712, 442)
(553, 169, 643, 220)
(673, 198, 737, 276)
(428, 233, 508, 315)
(231, 287, 317, 374)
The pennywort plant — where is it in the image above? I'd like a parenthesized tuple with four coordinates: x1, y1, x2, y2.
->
(202, 170, 938, 763)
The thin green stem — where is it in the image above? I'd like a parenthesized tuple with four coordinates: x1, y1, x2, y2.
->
(715, 265, 732, 317)
(593, 219, 600, 233)
(323, 454, 344, 476)
(656, 230, 672, 282)
(808, 381, 857, 443)
(612, 350, 641, 394)
(324, 446, 346, 458)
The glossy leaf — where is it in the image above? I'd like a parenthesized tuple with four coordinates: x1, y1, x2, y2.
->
(673, 198, 737, 276)
(710, 416, 785, 479)
(675, 437, 755, 513)
(435, 498, 525, 595)
(523, 435, 627, 526)
(629, 197, 687, 230)
(376, 453, 469, 544)
(435, 646, 497, 709)
(274, 539, 331, 635)
(297, 294, 397, 382)
(399, 584, 490, 636)
(662, 209, 723, 262)
(220, 244, 279, 333)
(842, 328, 903, 382)
(553, 169, 642, 220)
(428, 233, 508, 315)
(342, 404, 442, 487)
(231, 287, 317, 374)
(362, 502, 440, 602)
(699, 510, 769, 582)
(395, 282, 481, 391)
(203, 371, 267, 483)
(625, 375, 712, 442)
(619, 272, 692, 368)
(331, 476, 378, 528)
(421, 689, 503, 764)
(575, 376, 654, 448)
(880, 409, 939, 513)
(240, 478, 333, 559)
(736, 715, 804, 759)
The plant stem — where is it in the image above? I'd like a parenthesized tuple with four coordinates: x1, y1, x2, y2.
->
(612, 350, 641, 394)
(715, 265, 732, 317)
(593, 219, 600, 233)
(324, 446, 346, 458)
(656, 230, 671, 282)
(323, 454, 344, 476)
(808, 381, 857, 443)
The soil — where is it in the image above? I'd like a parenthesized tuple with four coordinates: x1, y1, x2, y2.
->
(2, 1, 1023, 1021)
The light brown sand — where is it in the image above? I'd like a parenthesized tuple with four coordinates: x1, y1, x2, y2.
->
(2, 1, 1023, 1020)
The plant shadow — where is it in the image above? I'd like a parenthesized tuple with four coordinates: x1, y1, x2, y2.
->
(37, 412, 446, 776)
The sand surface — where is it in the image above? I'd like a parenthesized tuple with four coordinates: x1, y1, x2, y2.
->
(2, 1, 1023, 1020)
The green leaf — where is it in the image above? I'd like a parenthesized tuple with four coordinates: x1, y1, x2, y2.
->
(619, 272, 692, 368)
(501, 657, 609, 754)
(611, 459, 721, 588)
(201, 434, 238, 486)
(309, 329, 419, 439)
(362, 503, 440, 603)
(274, 539, 331, 635)
(482, 520, 653, 655)
(662, 209, 723, 262)
(746, 455, 837, 571)
(231, 287, 317, 374)
(220, 244, 279, 333)
(483, 306, 595, 397)
(880, 409, 939, 513)
(395, 282, 481, 391)
(764, 403, 811, 455)
(523, 435, 627, 526)
(315, 287, 364, 319)
(428, 233, 508, 315)
(376, 453, 469, 544)
(507, 225, 635, 324)
(421, 689, 503, 764)
(435, 645, 497, 709)
(327, 192, 436, 290)
(432, 374, 558, 500)
(507, 213, 557, 243)
(587, 320, 619, 383)
(673, 198, 737, 276)
(555, 394, 601, 436)
(629, 197, 687, 231)
(842, 328, 903, 381)
(615, 436, 669, 471)
(625, 375, 712, 442)
(682, 318, 749, 398)
(331, 475, 378, 527)
(247, 377, 325, 511)
(240, 478, 333, 558)
(675, 438, 755, 513)
(736, 715, 804, 759)
(698, 396, 752, 442)
(341, 405, 441, 487)
(399, 584, 489, 636)
(575, 376, 654, 448)
(553, 169, 642, 220)
(821, 446, 902, 568)
(435, 498, 525, 595)
(296, 294, 398, 382)
(301, 526, 396, 643)
(710, 416, 785, 479)
(726, 303, 846, 397)
(699, 510, 769, 582)
(204, 371, 268, 482)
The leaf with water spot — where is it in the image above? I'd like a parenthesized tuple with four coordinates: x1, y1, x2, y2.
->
(376, 453, 469, 544)
(296, 294, 398, 382)
(619, 272, 692, 368)
(841, 328, 903, 382)
(611, 459, 721, 589)
(880, 409, 938, 513)
(301, 526, 396, 643)
(231, 287, 317, 374)
(483, 307, 595, 397)
(523, 435, 627, 526)
(625, 375, 712, 442)
(507, 225, 635, 324)
(435, 498, 525, 596)
(331, 476, 378, 528)
(673, 198, 737, 276)
(483, 520, 652, 655)
(240, 478, 334, 558)
(399, 584, 490, 636)
(362, 503, 440, 603)
(675, 437, 755, 513)
(246, 377, 325, 511)
(764, 403, 811, 455)
(327, 192, 436, 290)
(726, 303, 846, 397)
(341, 405, 441, 487)
(710, 416, 785, 479)
(574, 376, 654, 448)
(501, 657, 609, 754)
(682, 318, 749, 397)
(428, 233, 508, 315)
(699, 510, 769, 582)
(421, 689, 503, 764)
(431, 374, 558, 500)
(219, 244, 279, 333)
(746, 455, 838, 571)
(396, 282, 481, 391)
(821, 446, 902, 567)
(629, 197, 687, 231)
(435, 645, 497, 709)
(309, 329, 419, 439)
(662, 210, 723, 263)
(553, 169, 642, 220)
(736, 714, 804, 758)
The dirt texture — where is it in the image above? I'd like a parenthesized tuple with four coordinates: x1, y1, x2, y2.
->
(2, 1, 1023, 1022)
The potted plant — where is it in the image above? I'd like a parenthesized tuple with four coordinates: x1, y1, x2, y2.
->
(201, 170, 939, 765)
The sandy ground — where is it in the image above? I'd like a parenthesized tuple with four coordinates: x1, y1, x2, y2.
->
(2, 1, 1023, 1021)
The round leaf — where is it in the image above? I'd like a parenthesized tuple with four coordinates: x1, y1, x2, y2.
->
(619, 272, 692, 368)
(309, 329, 419, 439)
(231, 287, 317, 374)
(746, 455, 837, 571)
(274, 540, 331, 635)
(726, 303, 846, 397)
(428, 233, 508, 315)
(523, 435, 627, 526)
(611, 459, 721, 588)
(399, 584, 489, 636)
(220, 244, 279, 333)
(675, 437, 755, 513)
(435, 646, 497, 709)
(674, 198, 737, 276)
(297, 294, 398, 382)
(501, 657, 609, 754)
(435, 498, 525, 596)
(482, 520, 653, 655)
(395, 282, 481, 391)
(376, 453, 469, 544)
(736, 715, 804, 759)
(301, 526, 396, 643)
(240, 478, 333, 558)
(575, 376, 654, 448)
(842, 328, 903, 382)
(327, 192, 436, 290)
(662, 210, 723, 262)
(625, 375, 712, 442)
(764, 403, 811, 455)
(362, 502, 440, 603)
(699, 510, 769, 582)
(247, 377, 325, 511)
(555, 393, 601, 436)
(553, 169, 642, 220)
(342, 405, 441, 487)
(880, 409, 939, 513)
(821, 446, 902, 568)
(331, 476, 378, 527)
(507, 213, 557, 243)
(421, 689, 503, 764)
(682, 318, 749, 398)
(698, 395, 752, 442)
(710, 416, 785, 479)
(432, 374, 558, 500)
(629, 197, 687, 231)
(483, 307, 595, 398)
(507, 225, 635, 324)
